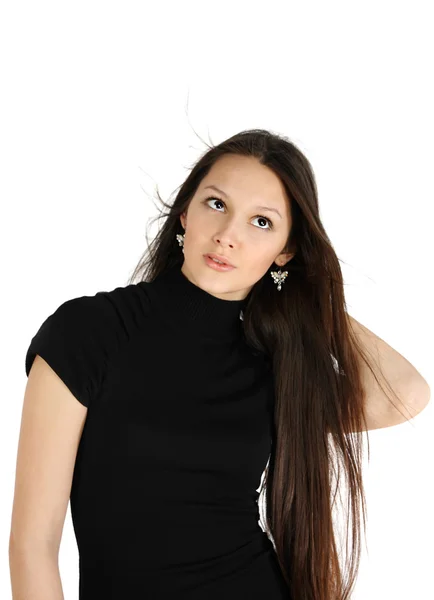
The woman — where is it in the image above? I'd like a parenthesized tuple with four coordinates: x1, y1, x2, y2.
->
(10, 129, 430, 599)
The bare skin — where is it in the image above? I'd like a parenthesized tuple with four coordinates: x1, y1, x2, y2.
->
(178, 153, 430, 430)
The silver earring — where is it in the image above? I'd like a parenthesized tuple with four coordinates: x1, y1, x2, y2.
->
(176, 233, 185, 254)
(270, 267, 288, 291)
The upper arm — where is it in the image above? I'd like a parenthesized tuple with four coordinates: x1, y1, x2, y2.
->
(10, 287, 134, 552)
(9, 354, 88, 555)
(347, 314, 431, 430)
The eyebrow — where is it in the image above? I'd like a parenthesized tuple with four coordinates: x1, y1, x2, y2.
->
(203, 185, 283, 219)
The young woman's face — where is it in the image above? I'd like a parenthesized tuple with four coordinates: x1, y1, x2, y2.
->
(180, 154, 294, 301)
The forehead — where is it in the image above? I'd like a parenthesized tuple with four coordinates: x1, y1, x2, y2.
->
(199, 155, 291, 219)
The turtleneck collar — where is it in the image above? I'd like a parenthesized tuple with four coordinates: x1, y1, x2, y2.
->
(143, 263, 248, 341)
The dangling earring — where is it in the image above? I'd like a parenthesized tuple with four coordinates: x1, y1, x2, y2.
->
(270, 266, 288, 291)
(176, 233, 185, 254)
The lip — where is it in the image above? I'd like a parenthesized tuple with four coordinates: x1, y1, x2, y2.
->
(204, 255, 236, 272)
(204, 253, 235, 267)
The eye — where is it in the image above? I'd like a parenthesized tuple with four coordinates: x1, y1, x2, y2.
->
(204, 196, 274, 231)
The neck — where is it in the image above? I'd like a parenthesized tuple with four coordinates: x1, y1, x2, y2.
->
(143, 263, 248, 341)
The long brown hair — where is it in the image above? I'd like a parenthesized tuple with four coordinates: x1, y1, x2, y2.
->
(126, 129, 407, 599)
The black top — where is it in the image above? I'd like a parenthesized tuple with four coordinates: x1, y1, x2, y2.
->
(25, 263, 289, 599)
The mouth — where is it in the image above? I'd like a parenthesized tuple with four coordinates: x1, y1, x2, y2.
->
(203, 254, 236, 271)
(204, 253, 235, 268)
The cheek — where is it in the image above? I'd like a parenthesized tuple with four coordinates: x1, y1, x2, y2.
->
(243, 254, 275, 282)
(187, 212, 212, 237)
(184, 217, 204, 243)
(252, 246, 280, 268)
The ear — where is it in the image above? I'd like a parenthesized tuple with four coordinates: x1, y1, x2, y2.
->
(275, 250, 295, 268)
(180, 213, 186, 230)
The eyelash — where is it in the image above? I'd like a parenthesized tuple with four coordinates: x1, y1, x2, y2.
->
(204, 196, 274, 231)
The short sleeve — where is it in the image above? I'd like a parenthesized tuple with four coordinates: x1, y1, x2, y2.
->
(25, 292, 122, 408)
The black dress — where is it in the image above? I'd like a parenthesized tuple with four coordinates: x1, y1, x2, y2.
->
(25, 263, 290, 598)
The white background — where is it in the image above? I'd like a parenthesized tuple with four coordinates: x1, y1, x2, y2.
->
(1, 1, 433, 598)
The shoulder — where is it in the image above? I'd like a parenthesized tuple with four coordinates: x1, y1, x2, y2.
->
(60, 280, 151, 331)
(25, 282, 151, 407)
(31, 282, 149, 347)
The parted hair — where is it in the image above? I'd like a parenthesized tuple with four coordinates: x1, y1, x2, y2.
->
(127, 128, 404, 599)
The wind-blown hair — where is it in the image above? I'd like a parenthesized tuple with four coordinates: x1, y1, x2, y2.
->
(127, 129, 405, 599)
